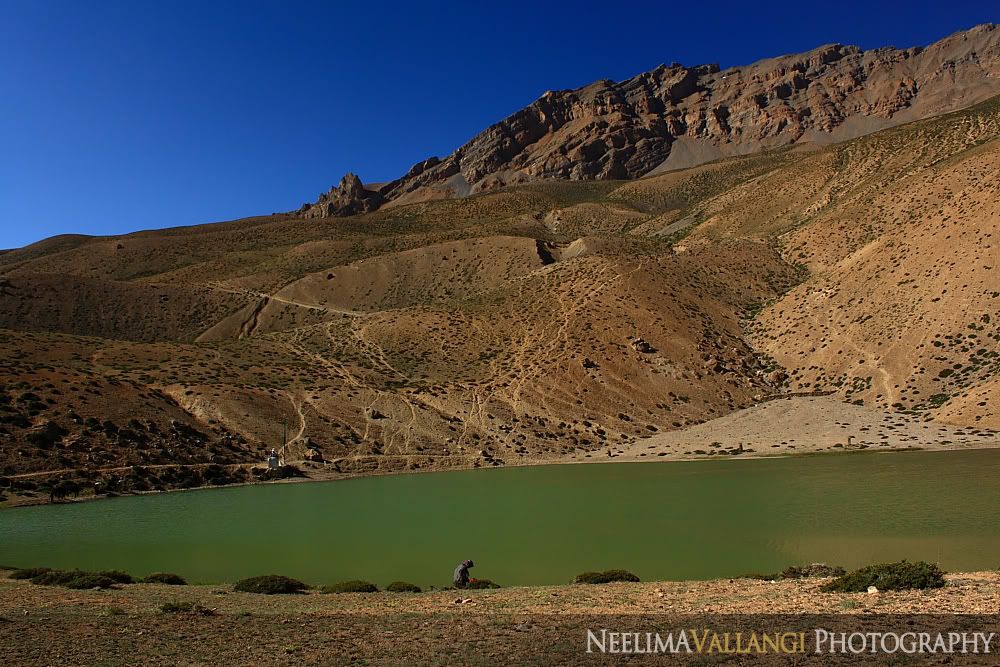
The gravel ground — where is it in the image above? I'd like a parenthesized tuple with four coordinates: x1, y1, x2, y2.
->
(2, 571, 999, 665)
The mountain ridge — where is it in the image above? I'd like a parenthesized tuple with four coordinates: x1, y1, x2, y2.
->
(296, 24, 999, 216)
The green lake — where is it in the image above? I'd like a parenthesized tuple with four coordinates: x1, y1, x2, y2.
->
(2, 449, 999, 587)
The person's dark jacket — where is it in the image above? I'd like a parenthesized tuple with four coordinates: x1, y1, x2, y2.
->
(453, 559, 474, 588)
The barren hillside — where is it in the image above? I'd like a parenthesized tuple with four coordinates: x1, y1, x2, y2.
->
(676, 99, 1000, 428)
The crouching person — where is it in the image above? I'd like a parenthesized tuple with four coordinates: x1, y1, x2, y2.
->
(453, 559, 474, 588)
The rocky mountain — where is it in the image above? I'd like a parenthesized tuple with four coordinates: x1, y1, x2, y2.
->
(303, 24, 1000, 212)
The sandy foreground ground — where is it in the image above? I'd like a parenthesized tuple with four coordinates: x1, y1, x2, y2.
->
(2, 571, 1000, 665)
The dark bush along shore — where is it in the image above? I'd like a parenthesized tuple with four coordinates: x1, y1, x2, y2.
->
(3, 561, 946, 595)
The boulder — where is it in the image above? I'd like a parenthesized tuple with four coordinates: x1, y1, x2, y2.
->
(631, 337, 657, 354)
(765, 370, 788, 384)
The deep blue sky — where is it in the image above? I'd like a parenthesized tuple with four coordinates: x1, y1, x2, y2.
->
(2, 1, 996, 249)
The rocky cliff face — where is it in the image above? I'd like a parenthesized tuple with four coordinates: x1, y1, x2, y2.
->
(299, 172, 385, 218)
(306, 24, 1000, 214)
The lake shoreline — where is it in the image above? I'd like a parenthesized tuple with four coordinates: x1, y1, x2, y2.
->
(3, 436, 999, 511)
(4, 395, 998, 510)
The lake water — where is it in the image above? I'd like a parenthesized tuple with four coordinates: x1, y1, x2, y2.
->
(2, 449, 999, 587)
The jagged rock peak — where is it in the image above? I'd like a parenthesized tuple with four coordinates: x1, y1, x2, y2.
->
(299, 172, 385, 218)
(337, 172, 364, 195)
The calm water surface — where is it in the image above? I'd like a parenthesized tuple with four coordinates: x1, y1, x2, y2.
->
(2, 449, 998, 586)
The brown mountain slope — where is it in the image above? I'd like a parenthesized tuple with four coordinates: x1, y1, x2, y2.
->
(753, 127, 1000, 427)
(0, 240, 799, 489)
(301, 24, 1000, 213)
(0, 274, 252, 342)
(650, 96, 1000, 428)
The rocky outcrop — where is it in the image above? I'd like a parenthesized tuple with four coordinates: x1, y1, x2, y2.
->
(299, 173, 385, 218)
(304, 24, 1000, 216)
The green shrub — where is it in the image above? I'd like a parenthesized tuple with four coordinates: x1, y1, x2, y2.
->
(143, 572, 187, 585)
(47, 480, 82, 502)
(98, 570, 134, 584)
(26, 421, 66, 448)
(233, 575, 308, 595)
(928, 394, 950, 407)
(466, 579, 501, 589)
(573, 569, 640, 584)
(30, 569, 121, 589)
(9, 567, 51, 580)
(28, 568, 133, 585)
(64, 574, 116, 590)
(821, 561, 946, 593)
(385, 581, 421, 593)
(322, 580, 378, 593)
(31, 570, 82, 586)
